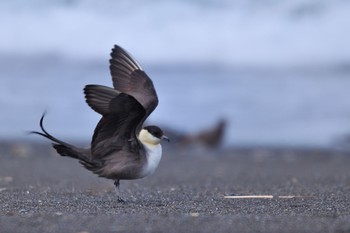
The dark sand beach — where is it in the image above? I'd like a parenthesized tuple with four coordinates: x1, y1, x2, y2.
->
(1, 142, 350, 233)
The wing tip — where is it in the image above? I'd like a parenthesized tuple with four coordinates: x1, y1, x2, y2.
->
(109, 44, 143, 71)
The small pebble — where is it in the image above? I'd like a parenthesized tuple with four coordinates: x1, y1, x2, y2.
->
(190, 212, 200, 217)
(19, 209, 27, 214)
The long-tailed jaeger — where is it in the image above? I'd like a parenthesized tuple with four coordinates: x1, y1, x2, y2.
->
(31, 45, 169, 202)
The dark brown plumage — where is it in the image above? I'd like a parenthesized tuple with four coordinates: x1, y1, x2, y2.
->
(31, 45, 168, 201)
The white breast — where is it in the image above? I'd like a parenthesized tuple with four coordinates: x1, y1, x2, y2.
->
(140, 143, 162, 178)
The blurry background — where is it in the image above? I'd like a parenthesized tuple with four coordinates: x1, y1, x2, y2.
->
(1, 0, 350, 147)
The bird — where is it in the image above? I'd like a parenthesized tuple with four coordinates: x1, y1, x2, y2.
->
(31, 45, 169, 202)
(178, 119, 226, 149)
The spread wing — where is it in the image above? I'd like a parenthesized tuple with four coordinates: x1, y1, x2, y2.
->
(109, 45, 158, 123)
(84, 85, 120, 115)
(90, 93, 146, 158)
(84, 45, 159, 158)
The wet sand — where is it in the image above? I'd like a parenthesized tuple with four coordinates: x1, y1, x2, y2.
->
(1, 142, 350, 233)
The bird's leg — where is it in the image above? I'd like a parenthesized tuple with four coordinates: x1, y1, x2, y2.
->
(114, 180, 125, 203)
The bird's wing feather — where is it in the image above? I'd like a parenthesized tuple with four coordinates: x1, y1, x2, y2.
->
(109, 45, 158, 125)
(89, 45, 159, 159)
(91, 93, 146, 159)
(84, 85, 120, 115)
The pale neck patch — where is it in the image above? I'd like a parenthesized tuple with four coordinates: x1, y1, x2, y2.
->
(138, 129, 163, 177)
(138, 129, 161, 145)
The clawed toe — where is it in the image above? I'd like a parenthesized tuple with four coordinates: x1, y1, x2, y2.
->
(117, 196, 125, 203)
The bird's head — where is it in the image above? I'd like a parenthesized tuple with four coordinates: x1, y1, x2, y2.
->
(139, 125, 170, 145)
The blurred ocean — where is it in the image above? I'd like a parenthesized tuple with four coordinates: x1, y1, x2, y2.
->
(1, 0, 350, 147)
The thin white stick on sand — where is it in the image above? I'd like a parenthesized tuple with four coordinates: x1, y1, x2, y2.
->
(224, 195, 312, 199)
(224, 195, 273, 199)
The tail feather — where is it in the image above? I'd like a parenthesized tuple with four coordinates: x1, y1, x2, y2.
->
(30, 113, 95, 167)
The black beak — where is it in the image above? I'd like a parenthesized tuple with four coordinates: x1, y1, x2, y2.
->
(161, 135, 170, 142)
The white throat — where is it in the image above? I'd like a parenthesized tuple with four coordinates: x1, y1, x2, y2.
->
(138, 129, 163, 177)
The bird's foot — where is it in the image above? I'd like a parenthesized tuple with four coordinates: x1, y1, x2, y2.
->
(114, 180, 125, 203)
(117, 196, 125, 203)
